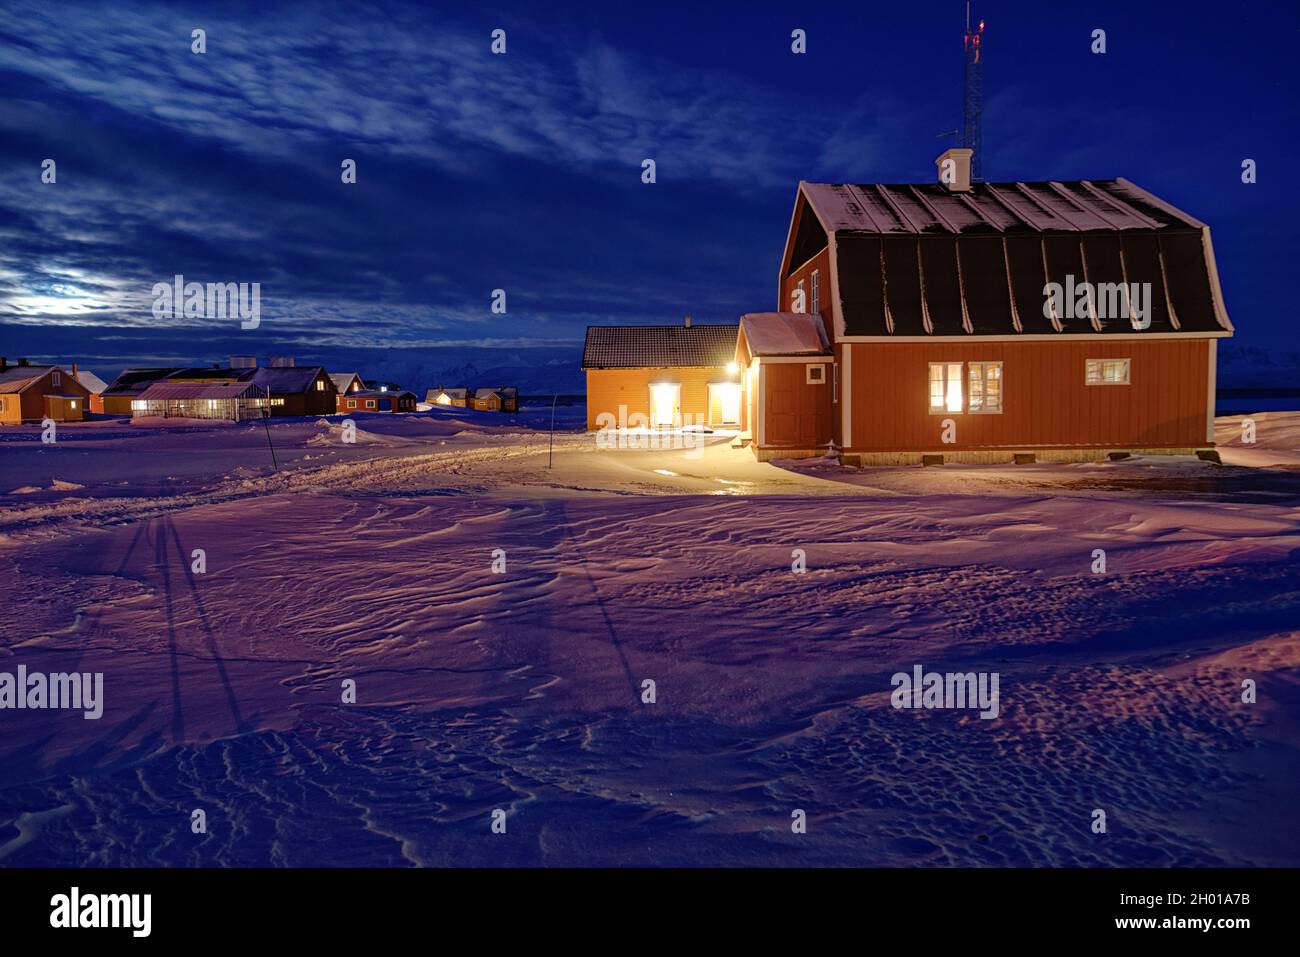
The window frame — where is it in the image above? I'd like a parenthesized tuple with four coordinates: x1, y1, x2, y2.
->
(811, 270, 820, 315)
(1085, 357, 1131, 386)
(806, 363, 826, 385)
(966, 361, 1004, 414)
(928, 362, 965, 414)
(52, 371, 61, 386)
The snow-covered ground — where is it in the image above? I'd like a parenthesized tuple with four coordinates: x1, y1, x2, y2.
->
(1, 407, 1297, 866)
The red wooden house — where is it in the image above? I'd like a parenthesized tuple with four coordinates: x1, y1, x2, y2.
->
(743, 149, 1233, 463)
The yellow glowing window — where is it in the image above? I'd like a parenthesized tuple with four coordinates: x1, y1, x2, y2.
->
(967, 362, 1002, 413)
(929, 362, 964, 413)
(436, 393, 451, 405)
(1086, 358, 1130, 385)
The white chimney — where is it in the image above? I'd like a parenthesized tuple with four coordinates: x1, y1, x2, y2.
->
(683, 314, 692, 328)
(935, 147, 974, 192)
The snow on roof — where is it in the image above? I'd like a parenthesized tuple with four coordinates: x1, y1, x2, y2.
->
(0, 365, 54, 393)
(582, 324, 739, 369)
(137, 380, 262, 401)
(426, 387, 468, 399)
(740, 313, 830, 356)
(329, 372, 362, 391)
(348, 389, 415, 399)
(74, 370, 109, 393)
(799, 178, 1204, 236)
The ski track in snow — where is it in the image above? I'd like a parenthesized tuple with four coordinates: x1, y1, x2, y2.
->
(1, 416, 1299, 866)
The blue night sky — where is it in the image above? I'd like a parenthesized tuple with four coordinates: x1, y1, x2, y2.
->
(0, 0, 1296, 384)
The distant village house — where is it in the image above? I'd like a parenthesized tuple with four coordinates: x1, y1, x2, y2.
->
(426, 386, 469, 407)
(0, 358, 90, 423)
(469, 387, 518, 412)
(338, 389, 417, 413)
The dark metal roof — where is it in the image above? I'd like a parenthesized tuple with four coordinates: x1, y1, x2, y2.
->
(799, 179, 1230, 337)
(164, 367, 255, 382)
(582, 324, 740, 369)
(252, 365, 329, 394)
(835, 231, 1226, 336)
(102, 367, 183, 395)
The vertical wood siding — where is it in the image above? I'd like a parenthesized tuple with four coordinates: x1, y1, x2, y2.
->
(585, 367, 730, 431)
(845, 338, 1211, 451)
(761, 361, 833, 449)
(780, 248, 832, 315)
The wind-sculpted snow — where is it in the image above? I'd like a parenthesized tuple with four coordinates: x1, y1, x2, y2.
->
(1, 415, 1299, 866)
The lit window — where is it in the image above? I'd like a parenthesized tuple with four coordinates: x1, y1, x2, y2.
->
(437, 393, 451, 405)
(315, 380, 325, 391)
(649, 382, 680, 427)
(710, 382, 741, 425)
(806, 364, 825, 384)
(929, 362, 964, 413)
(967, 362, 1002, 413)
(1086, 358, 1130, 385)
(811, 270, 820, 315)
(71, 401, 77, 409)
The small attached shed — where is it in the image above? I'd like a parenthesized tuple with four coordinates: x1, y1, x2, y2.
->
(736, 312, 834, 459)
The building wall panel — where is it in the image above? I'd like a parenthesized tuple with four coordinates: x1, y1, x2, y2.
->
(761, 361, 833, 449)
(585, 367, 732, 431)
(844, 338, 1211, 451)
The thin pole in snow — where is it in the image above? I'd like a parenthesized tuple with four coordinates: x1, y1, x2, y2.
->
(260, 386, 279, 472)
(548, 393, 557, 469)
